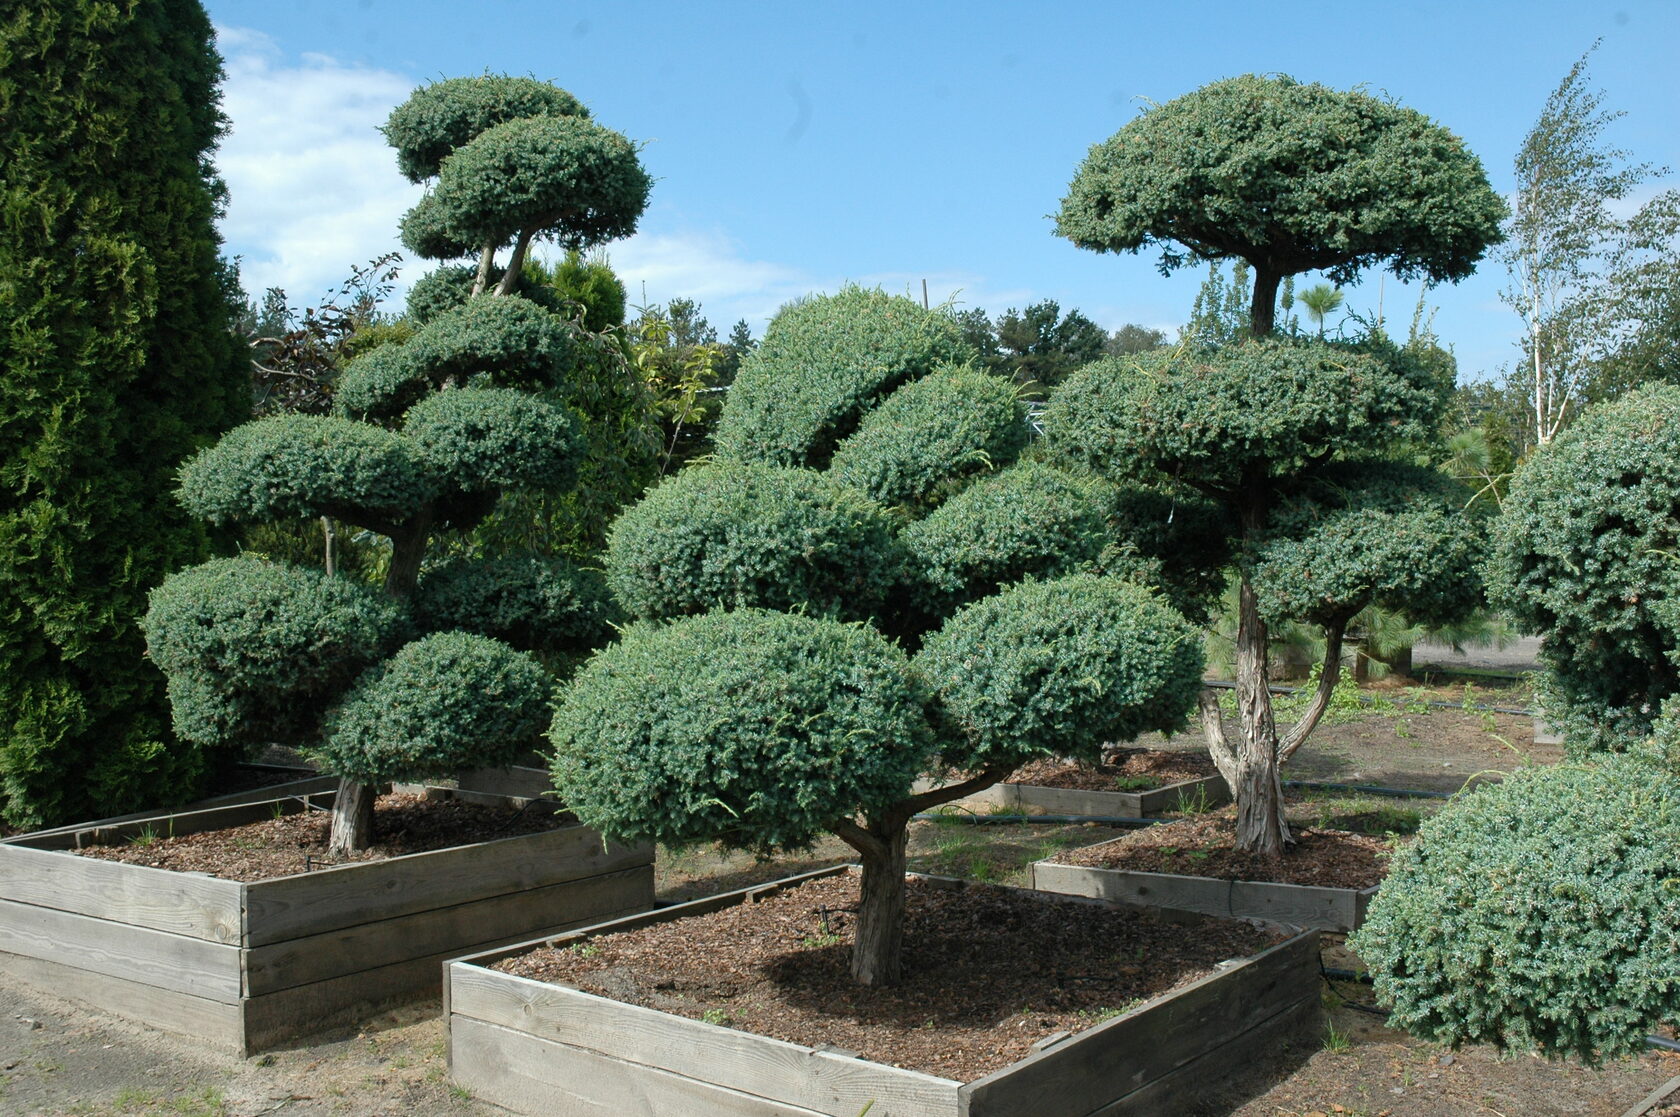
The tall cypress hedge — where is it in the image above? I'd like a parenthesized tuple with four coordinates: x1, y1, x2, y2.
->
(0, 1, 249, 828)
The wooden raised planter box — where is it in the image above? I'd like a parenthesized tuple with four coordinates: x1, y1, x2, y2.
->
(955, 772, 1230, 819)
(445, 866, 1321, 1117)
(0, 788, 654, 1055)
(1032, 837, 1377, 933)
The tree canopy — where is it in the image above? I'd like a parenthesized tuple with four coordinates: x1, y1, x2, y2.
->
(1056, 74, 1506, 335)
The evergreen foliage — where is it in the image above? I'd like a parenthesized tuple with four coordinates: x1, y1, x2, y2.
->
(714, 286, 973, 468)
(0, 0, 250, 826)
(1352, 748, 1680, 1062)
(318, 631, 553, 785)
(150, 73, 648, 851)
(915, 574, 1204, 771)
(553, 609, 933, 855)
(829, 364, 1027, 509)
(142, 557, 406, 749)
(1056, 73, 1506, 335)
(605, 463, 904, 623)
(411, 554, 615, 656)
(1486, 383, 1680, 751)
(556, 284, 1206, 985)
(902, 462, 1112, 615)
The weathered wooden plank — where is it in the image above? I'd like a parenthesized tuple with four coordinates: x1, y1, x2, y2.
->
(0, 770, 329, 844)
(244, 865, 653, 994)
(1619, 1074, 1680, 1117)
(960, 932, 1319, 1117)
(452, 863, 854, 971)
(243, 825, 650, 946)
(450, 1015, 845, 1117)
(451, 765, 555, 801)
(932, 775, 1228, 819)
(451, 968, 959, 1116)
(0, 842, 243, 944)
(0, 897, 242, 1002)
(0, 949, 247, 1055)
(9, 794, 329, 852)
(1032, 859, 1372, 932)
(240, 897, 647, 1055)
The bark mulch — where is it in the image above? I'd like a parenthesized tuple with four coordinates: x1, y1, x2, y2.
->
(494, 871, 1285, 1082)
(71, 791, 568, 882)
(1008, 748, 1216, 792)
(1053, 810, 1393, 889)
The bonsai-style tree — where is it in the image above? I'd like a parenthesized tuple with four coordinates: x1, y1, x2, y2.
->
(144, 75, 648, 856)
(552, 288, 1210, 985)
(1043, 342, 1485, 855)
(1054, 74, 1506, 336)
(1046, 77, 1503, 856)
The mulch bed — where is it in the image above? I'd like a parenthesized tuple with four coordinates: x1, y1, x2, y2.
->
(71, 792, 568, 882)
(494, 871, 1285, 1081)
(1008, 749, 1216, 792)
(1053, 810, 1392, 889)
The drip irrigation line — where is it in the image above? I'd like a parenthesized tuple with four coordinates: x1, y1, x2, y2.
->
(910, 812, 1160, 827)
(1201, 678, 1534, 717)
(1284, 780, 1457, 800)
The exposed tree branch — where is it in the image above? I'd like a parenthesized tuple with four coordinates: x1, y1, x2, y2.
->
(1279, 615, 1351, 761)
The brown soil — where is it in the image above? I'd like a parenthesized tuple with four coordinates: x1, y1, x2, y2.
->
(1055, 809, 1393, 889)
(71, 791, 568, 882)
(1009, 747, 1216, 791)
(494, 870, 1282, 1082)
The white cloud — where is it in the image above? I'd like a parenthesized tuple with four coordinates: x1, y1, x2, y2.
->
(214, 25, 420, 307)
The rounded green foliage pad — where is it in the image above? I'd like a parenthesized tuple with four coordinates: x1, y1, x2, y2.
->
(551, 609, 934, 854)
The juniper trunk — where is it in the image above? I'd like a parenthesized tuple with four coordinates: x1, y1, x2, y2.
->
(850, 824, 909, 986)
(1231, 577, 1290, 856)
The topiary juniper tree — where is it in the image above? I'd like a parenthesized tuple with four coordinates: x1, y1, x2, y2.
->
(1055, 74, 1506, 338)
(1043, 341, 1485, 856)
(144, 76, 648, 856)
(552, 288, 1211, 986)
(1046, 77, 1502, 857)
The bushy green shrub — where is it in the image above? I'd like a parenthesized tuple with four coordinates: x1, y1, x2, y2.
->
(551, 609, 933, 854)
(335, 343, 431, 424)
(383, 74, 588, 183)
(1043, 340, 1443, 487)
(404, 263, 562, 326)
(318, 632, 551, 784)
(404, 387, 579, 494)
(829, 364, 1027, 509)
(429, 115, 651, 253)
(400, 294, 576, 389)
(1352, 749, 1680, 1062)
(1099, 486, 1233, 625)
(143, 557, 406, 748)
(1256, 462, 1483, 628)
(178, 415, 431, 527)
(605, 463, 903, 622)
(412, 554, 615, 655)
(713, 286, 973, 468)
(915, 573, 1204, 771)
(1487, 384, 1680, 752)
(902, 462, 1111, 614)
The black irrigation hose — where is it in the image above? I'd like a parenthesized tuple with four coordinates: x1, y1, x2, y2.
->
(1201, 678, 1535, 717)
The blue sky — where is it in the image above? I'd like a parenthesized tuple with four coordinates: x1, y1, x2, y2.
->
(203, 1, 1680, 381)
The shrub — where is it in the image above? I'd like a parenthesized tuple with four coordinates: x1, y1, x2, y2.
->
(1487, 384, 1680, 752)
(552, 609, 933, 854)
(143, 557, 405, 748)
(605, 463, 903, 622)
(713, 286, 973, 468)
(403, 387, 580, 494)
(902, 462, 1111, 614)
(829, 364, 1027, 509)
(319, 632, 551, 785)
(178, 415, 431, 528)
(916, 573, 1204, 771)
(1352, 748, 1680, 1062)
(383, 74, 588, 183)
(412, 554, 616, 655)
